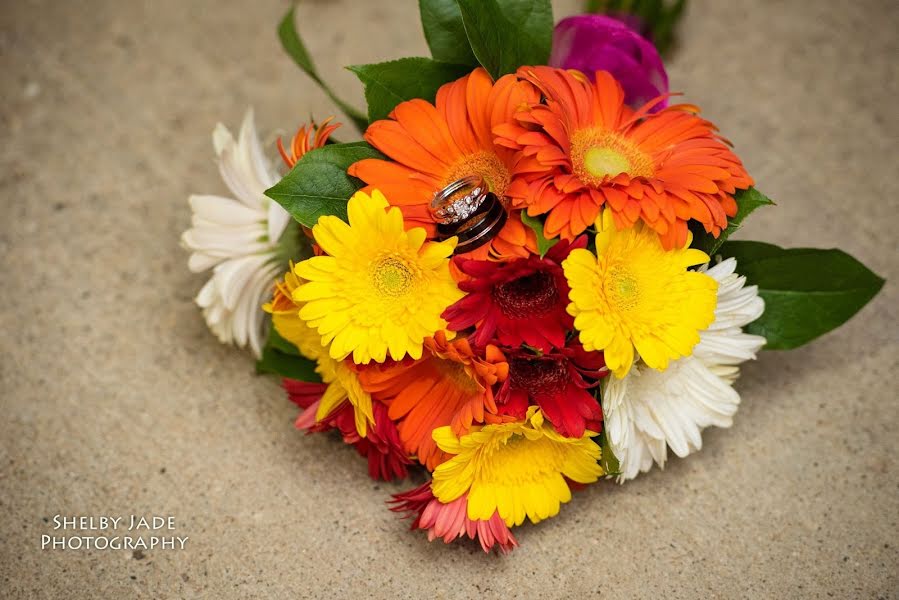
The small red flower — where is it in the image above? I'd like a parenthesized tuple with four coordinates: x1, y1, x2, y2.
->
(389, 482, 518, 554)
(283, 379, 412, 481)
(497, 344, 607, 438)
(442, 237, 586, 352)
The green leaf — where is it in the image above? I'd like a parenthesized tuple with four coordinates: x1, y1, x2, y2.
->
(277, 6, 368, 131)
(599, 431, 620, 478)
(455, 0, 553, 79)
(653, 0, 688, 55)
(418, 0, 478, 66)
(264, 142, 385, 228)
(275, 220, 315, 264)
(585, 0, 688, 55)
(694, 187, 774, 257)
(267, 328, 301, 356)
(519, 212, 558, 258)
(716, 240, 802, 265)
(256, 329, 321, 382)
(590, 388, 620, 476)
(718, 241, 885, 350)
(347, 58, 471, 123)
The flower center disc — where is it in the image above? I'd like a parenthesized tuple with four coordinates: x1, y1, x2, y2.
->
(571, 128, 654, 186)
(435, 359, 479, 394)
(584, 147, 632, 180)
(443, 151, 511, 197)
(509, 356, 567, 395)
(605, 265, 640, 312)
(373, 256, 414, 297)
(493, 270, 559, 319)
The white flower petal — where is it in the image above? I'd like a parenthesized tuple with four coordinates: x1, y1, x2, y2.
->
(195, 277, 217, 308)
(182, 224, 268, 255)
(267, 200, 291, 244)
(697, 258, 766, 365)
(605, 357, 739, 481)
(182, 107, 291, 357)
(194, 254, 281, 358)
(189, 194, 263, 226)
(241, 261, 282, 357)
(212, 253, 273, 310)
(240, 109, 280, 190)
(215, 109, 280, 211)
(187, 252, 223, 273)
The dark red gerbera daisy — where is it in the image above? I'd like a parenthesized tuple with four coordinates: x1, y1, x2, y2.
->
(497, 344, 607, 438)
(283, 378, 412, 481)
(442, 237, 587, 352)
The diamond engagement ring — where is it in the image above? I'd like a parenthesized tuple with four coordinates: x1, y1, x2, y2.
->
(429, 175, 488, 225)
(431, 175, 508, 254)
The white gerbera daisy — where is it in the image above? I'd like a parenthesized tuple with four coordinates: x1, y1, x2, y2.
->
(181, 109, 292, 357)
(603, 257, 766, 482)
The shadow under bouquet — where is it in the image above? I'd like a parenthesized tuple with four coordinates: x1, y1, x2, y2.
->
(181, 1, 884, 553)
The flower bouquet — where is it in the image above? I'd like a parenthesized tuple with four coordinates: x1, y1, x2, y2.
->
(181, 1, 883, 553)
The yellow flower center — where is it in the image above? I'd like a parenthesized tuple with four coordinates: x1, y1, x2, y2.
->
(605, 264, 640, 312)
(372, 255, 415, 297)
(443, 151, 511, 196)
(571, 128, 654, 186)
(297, 190, 462, 365)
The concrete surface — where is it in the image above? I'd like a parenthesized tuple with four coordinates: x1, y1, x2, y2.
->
(1, 0, 897, 598)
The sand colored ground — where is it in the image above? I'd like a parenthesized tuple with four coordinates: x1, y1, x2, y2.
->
(1, 0, 897, 597)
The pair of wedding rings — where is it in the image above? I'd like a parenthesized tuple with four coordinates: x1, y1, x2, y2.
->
(429, 175, 507, 254)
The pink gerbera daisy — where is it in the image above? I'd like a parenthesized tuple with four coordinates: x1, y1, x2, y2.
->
(389, 482, 518, 554)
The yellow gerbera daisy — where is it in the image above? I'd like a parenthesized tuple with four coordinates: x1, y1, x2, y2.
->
(295, 189, 462, 364)
(562, 210, 718, 379)
(431, 407, 603, 527)
(264, 267, 374, 436)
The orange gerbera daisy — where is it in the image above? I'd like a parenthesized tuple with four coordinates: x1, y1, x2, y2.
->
(358, 331, 508, 470)
(348, 68, 540, 262)
(496, 66, 753, 248)
(277, 117, 340, 168)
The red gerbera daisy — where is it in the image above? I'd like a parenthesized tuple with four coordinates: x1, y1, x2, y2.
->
(442, 237, 587, 352)
(389, 482, 518, 554)
(497, 344, 607, 438)
(283, 378, 412, 481)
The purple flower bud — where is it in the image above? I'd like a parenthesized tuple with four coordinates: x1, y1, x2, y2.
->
(549, 14, 669, 111)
